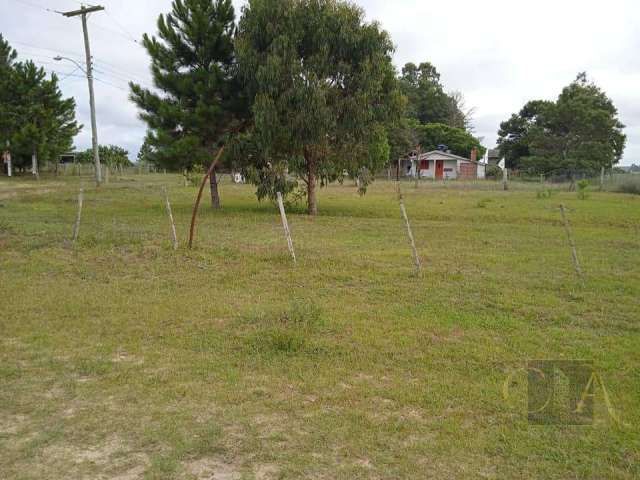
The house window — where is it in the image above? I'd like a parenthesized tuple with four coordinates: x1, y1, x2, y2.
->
(420, 160, 428, 170)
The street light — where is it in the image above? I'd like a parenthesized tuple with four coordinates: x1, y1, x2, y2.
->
(54, 52, 102, 186)
(54, 56, 86, 73)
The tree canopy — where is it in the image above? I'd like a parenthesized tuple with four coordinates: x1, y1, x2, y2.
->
(399, 62, 472, 131)
(413, 122, 484, 159)
(0, 34, 80, 172)
(137, 136, 155, 166)
(76, 144, 132, 167)
(497, 73, 626, 175)
(235, 0, 404, 214)
(130, 0, 247, 208)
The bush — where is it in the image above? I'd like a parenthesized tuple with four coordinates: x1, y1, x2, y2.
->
(185, 164, 205, 187)
(536, 189, 554, 199)
(485, 165, 502, 180)
(616, 180, 640, 195)
(356, 167, 373, 196)
(577, 179, 590, 200)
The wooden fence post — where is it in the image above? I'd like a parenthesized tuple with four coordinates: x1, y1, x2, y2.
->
(276, 192, 296, 264)
(72, 186, 84, 243)
(162, 186, 179, 250)
(399, 193, 422, 274)
(560, 204, 583, 278)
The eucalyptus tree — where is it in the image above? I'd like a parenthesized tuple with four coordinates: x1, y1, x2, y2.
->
(235, 0, 405, 214)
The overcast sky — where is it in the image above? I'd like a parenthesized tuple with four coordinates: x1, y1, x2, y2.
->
(1, 0, 639, 164)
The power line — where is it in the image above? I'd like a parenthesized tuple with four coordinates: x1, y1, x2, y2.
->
(12, 40, 152, 89)
(49, 69, 85, 79)
(93, 75, 129, 92)
(87, 16, 143, 48)
(7, 3, 155, 94)
(9, 0, 63, 14)
(57, 66, 84, 81)
(10, 39, 85, 60)
(92, 65, 152, 90)
(102, 9, 141, 45)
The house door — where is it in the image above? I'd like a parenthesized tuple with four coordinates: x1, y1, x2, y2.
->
(435, 160, 444, 179)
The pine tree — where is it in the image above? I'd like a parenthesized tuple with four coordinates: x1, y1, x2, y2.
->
(0, 35, 18, 158)
(137, 136, 155, 167)
(0, 34, 16, 74)
(0, 36, 80, 173)
(130, 0, 245, 208)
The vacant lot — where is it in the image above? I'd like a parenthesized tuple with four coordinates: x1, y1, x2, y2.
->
(1, 174, 638, 479)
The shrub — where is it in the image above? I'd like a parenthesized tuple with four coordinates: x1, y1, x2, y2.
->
(536, 189, 554, 199)
(185, 164, 205, 187)
(485, 165, 502, 180)
(577, 179, 590, 200)
(616, 180, 640, 195)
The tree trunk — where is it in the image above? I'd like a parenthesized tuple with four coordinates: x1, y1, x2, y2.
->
(188, 147, 225, 249)
(306, 157, 318, 216)
(32, 151, 38, 179)
(209, 169, 221, 209)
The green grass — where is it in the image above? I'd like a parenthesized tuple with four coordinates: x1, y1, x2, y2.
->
(1, 173, 639, 479)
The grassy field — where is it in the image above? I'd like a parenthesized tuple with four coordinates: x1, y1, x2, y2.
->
(1, 173, 639, 479)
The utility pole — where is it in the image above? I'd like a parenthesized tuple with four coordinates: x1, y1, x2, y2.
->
(61, 5, 105, 186)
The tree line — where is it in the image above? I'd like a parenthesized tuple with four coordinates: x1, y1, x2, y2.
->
(0, 35, 80, 173)
(130, 0, 484, 214)
(2, 0, 626, 209)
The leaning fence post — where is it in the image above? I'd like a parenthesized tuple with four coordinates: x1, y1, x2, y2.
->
(559, 204, 583, 278)
(276, 192, 296, 264)
(399, 193, 422, 275)
(162, 186, 179, 250)
(72, 186, 84, 243)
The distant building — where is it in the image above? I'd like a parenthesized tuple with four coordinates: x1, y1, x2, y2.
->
(399, 147, 485, 180)
(487, 148, 500, 166)
(59, 153, 76, 164)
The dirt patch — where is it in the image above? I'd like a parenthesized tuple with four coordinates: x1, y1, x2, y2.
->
(184, 458, 241, 480)
(255, 464, 279, 479)
(34, 437, 149, 479)
(112, 351, 144, 365)
(354, 458, 374, 469)
(43, 436, 123, 466)
(0, 414, 28, 435)
(111, 464, 147, 480)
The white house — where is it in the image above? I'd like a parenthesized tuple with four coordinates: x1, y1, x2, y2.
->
(401, 148, 485, 180)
